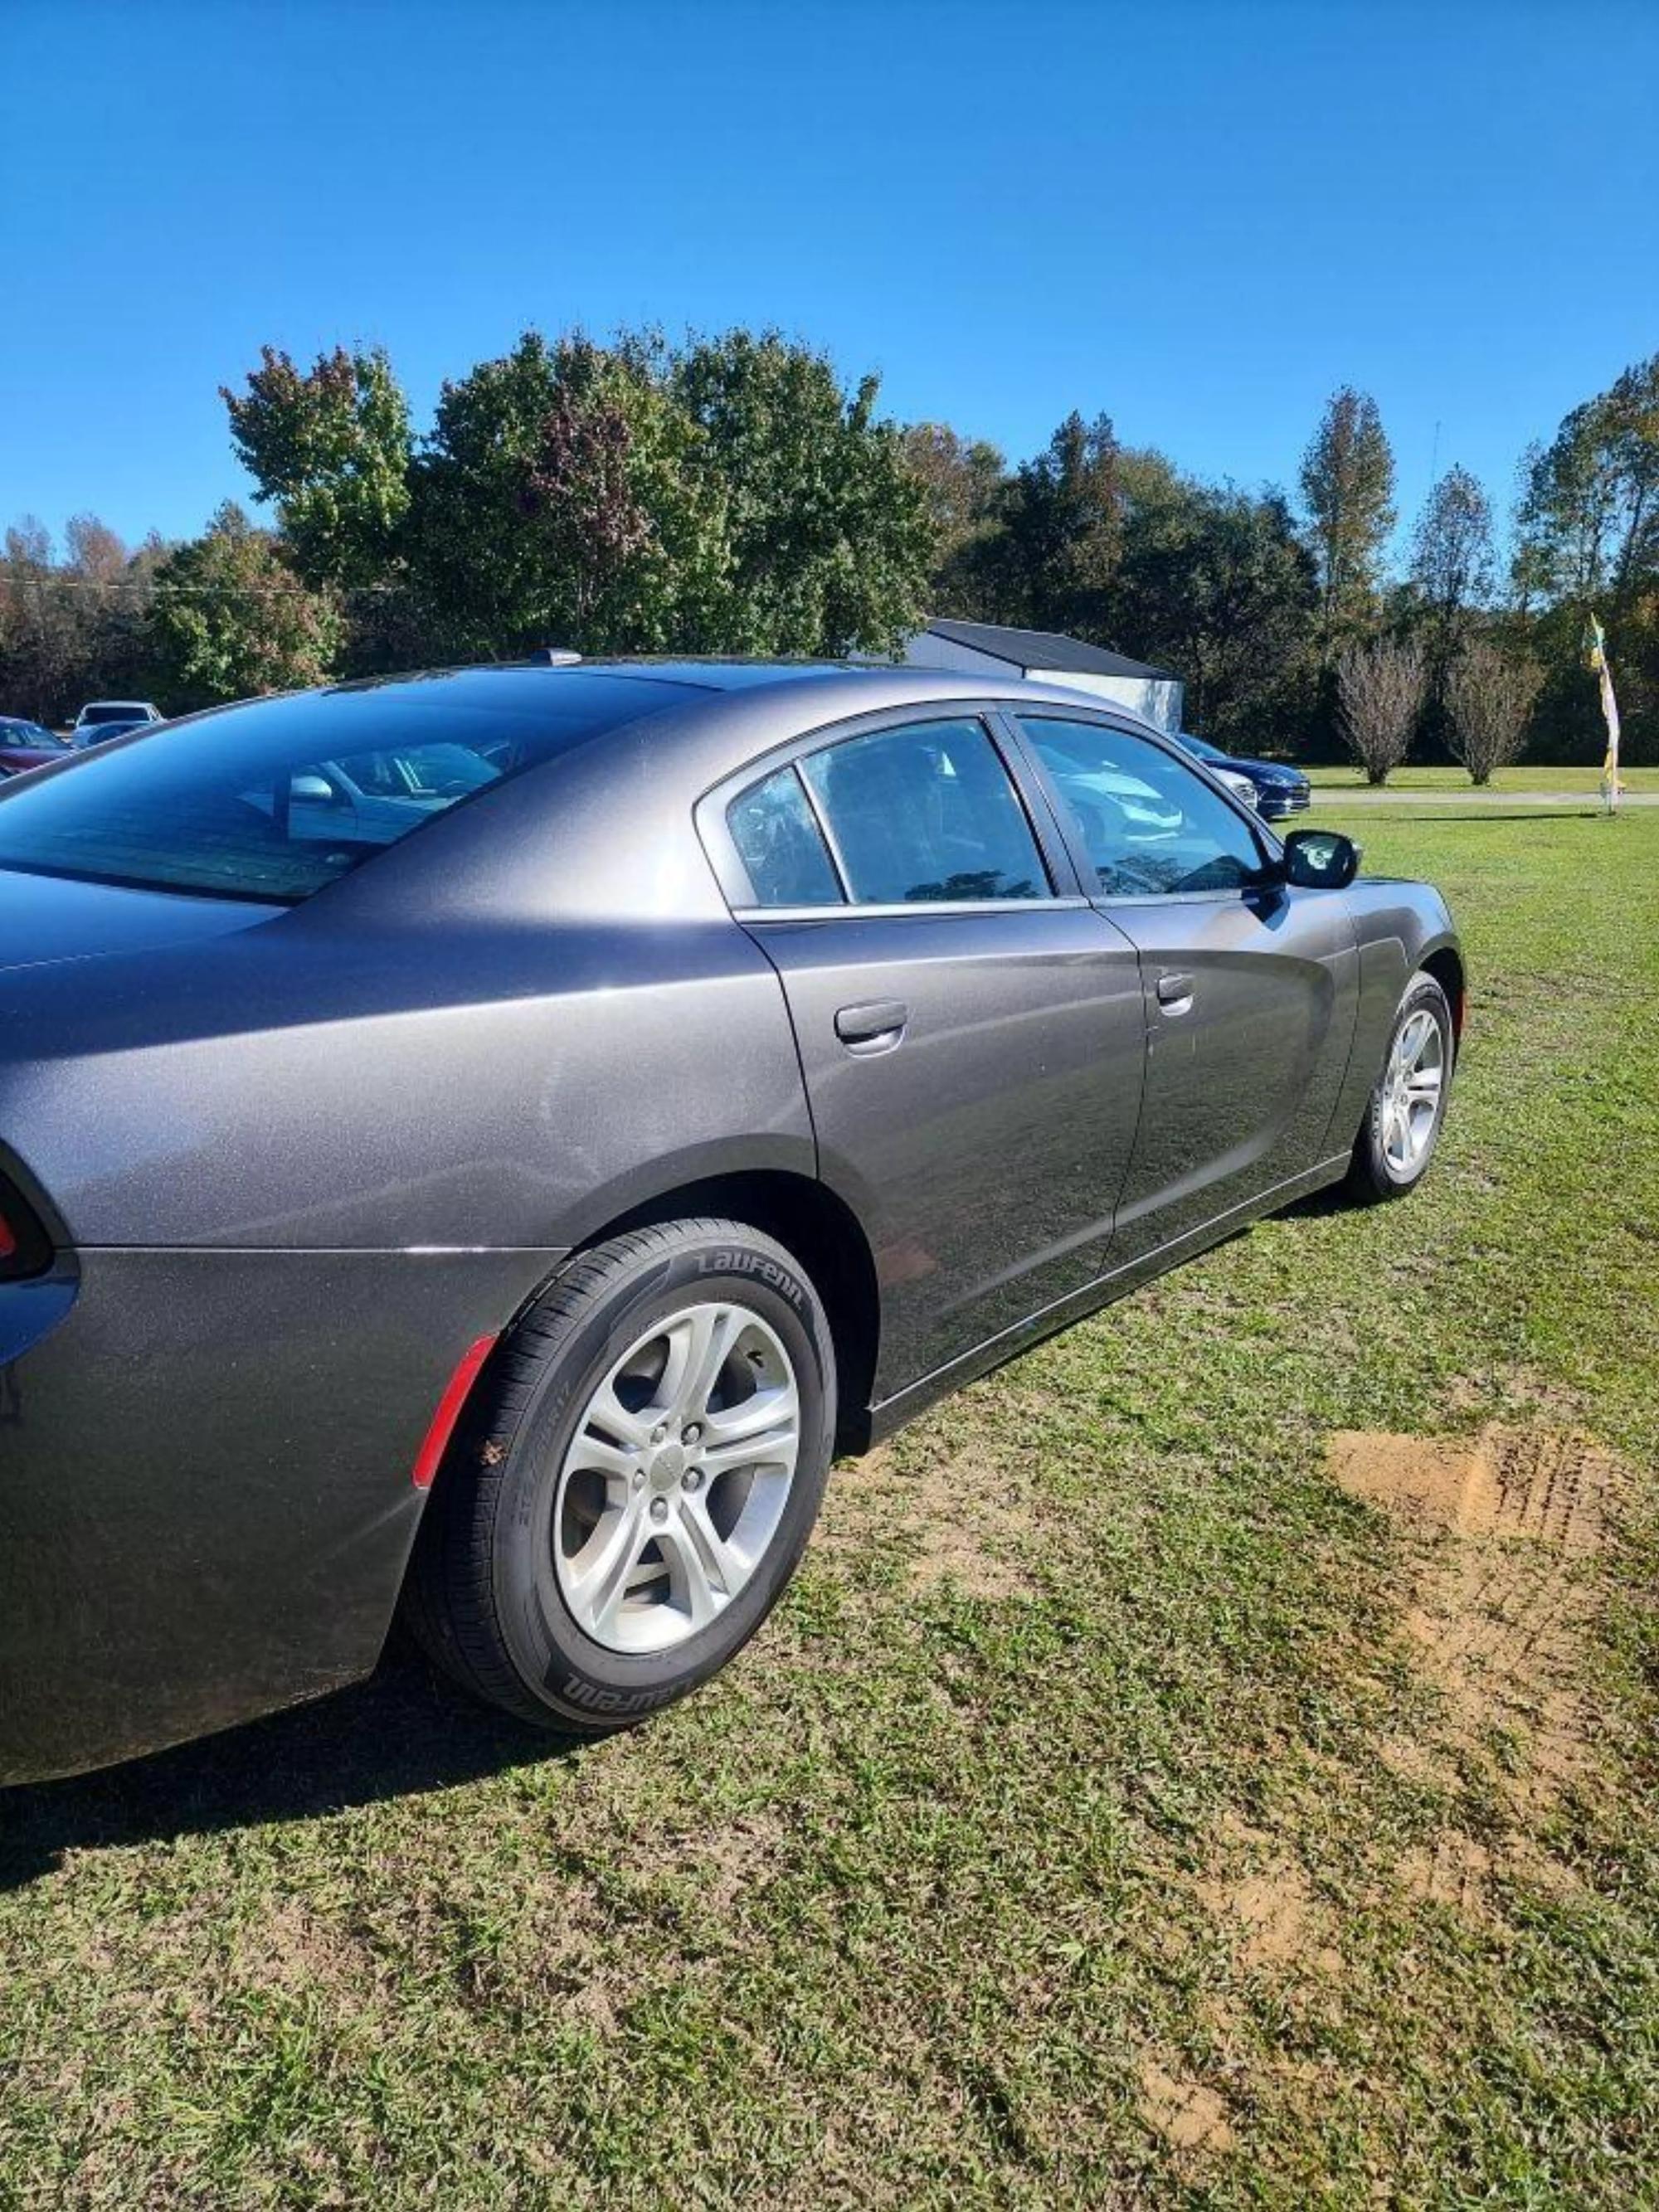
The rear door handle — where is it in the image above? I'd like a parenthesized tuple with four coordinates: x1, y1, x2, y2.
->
(1155, 970, 1195, 1013)
(834, 999, 909, 1053)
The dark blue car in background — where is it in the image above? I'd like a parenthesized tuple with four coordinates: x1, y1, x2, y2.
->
(1174, 732, 1311, 819)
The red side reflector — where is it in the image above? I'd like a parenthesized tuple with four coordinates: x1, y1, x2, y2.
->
(411, 1334, 496, 1490)
(0, 1213, 15, 1262)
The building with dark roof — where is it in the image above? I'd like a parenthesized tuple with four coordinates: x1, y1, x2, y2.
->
(900, 619, 1184, 732)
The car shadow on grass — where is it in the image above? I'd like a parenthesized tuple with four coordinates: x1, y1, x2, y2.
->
(0, 1639, 578, 1892)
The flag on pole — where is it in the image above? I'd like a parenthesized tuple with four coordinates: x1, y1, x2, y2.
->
(1586, 613, 1623, 811)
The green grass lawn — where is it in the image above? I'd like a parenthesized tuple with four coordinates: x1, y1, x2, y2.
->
(1304, 761, 1659, 793)
(2, 809, 1657, 2207)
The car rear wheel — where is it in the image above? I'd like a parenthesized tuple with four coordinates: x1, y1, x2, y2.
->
(404, 1218, 836, 1733)
(1343, 970, 1454, 1203)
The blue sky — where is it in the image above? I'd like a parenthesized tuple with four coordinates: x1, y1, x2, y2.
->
(2, 0, 1655, 566)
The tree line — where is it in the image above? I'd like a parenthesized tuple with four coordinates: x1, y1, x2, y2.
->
(2, 328, 1653, 771)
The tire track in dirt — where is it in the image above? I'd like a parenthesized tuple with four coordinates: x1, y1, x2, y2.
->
(1327, 1421, 1625, 1903)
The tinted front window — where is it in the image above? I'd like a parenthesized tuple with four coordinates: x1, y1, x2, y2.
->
(1019, 717, 1267, 896)
(727, 766, 842, 907)
(800, 719, 1048, 905)
(0, 672, 687, 904)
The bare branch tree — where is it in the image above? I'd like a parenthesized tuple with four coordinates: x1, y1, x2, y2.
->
(1444, 640, 1542, 785)
(1336, 637, 1427, 785)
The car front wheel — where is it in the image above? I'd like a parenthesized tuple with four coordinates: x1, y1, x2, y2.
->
(406, 1218, 836, 1732)
(1344, 970, 1455, 1203)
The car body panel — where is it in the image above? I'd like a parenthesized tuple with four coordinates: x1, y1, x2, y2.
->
(0, 661, 1460, 1782)
(0, 747, 67, 778)
(745, 902, 1147, 1393)
(0, 1247, 554, 1782)
(0, 912, 814, 1252)
(0, 719, 66, 779)
(868, 1145, 1353, 1439)
(1102, 885, 1360, 1256)
(1319, 876, 1461, 1153)
(1172, 732, 1311, 819)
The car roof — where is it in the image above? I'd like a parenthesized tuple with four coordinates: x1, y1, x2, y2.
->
(330, 656, 1148, 714)
(291, 657, 1176, 927)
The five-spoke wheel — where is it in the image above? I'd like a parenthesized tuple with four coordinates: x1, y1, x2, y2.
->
(553, 1302, 802, 1653)
(405, 1219, 834, 1733)
(1345, 969, 1455, 1203)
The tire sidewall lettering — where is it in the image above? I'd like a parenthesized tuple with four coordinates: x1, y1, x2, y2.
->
(488, 1229, 834, 1725)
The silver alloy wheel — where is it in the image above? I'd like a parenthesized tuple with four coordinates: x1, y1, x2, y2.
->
(551, 1301, 801, 1654)
(1380, 1005, 1445, 1177)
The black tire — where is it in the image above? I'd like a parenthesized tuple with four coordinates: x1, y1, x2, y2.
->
(404, 1218, 836, 1733)
(1343, 970, 1455, 1204)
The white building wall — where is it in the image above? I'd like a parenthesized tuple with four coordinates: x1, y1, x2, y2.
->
(1024, 669, 1185, 732)
(898, 632, 1185, 733)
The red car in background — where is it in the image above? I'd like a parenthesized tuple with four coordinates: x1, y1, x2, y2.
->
(0, 717, 71, 778)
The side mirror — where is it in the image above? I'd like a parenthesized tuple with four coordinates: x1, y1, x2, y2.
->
(1282, 828, 1361, 890)
(289, 773, 337, 805)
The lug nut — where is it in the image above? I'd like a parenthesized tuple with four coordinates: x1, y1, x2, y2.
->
(631, 1469, 645, 1491)
(651, 1423, 668, 1444)
(682, 1422, 702, 1446)
(682, 1467, 703, 1492)
(649, 1497, 669, 1524)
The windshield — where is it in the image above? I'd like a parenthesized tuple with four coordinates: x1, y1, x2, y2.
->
(0, 671, 690, 904)
(1177, 732, 1226, 764)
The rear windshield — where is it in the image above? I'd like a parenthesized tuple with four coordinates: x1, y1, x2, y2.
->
(80, 704, 150, 724)
(0, 671, 688, 903)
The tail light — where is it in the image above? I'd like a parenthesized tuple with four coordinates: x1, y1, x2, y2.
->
(0, 1174, 52, 1281)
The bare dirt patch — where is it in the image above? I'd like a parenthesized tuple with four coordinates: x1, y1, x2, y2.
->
(1328, 1423, 1618, 1551)
(1193, 1817, 1342, 1978)
(1398, 1830, 1496, 1922)
(1140, 2059, 1236, 2153)
(1327, 1421, 1625, 1909)
(822, 1443, 1036, 1599)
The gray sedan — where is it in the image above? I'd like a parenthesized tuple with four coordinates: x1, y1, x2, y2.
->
(0, 661, 1461, 1779)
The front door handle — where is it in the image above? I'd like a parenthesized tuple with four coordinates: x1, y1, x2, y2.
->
(834, 999, 909, 1053)
(1155, 970, 1195, 1014)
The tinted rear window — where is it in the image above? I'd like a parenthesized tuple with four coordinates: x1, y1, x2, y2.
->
(81, 704, 150, 724)
(0, 672, 688, 904)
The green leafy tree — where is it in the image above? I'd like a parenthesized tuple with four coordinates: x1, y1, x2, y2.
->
(1511, 356, 1658, 763)
(902, 422, 1006, 611)
(982, 410, 1121, 634)
(147, 503, 341, 707)
(409, 332, 729, 658)
(222, 344, 412, 590)
(670, 329, 933, 654)
(1512, 355, 1659, 610)
(1299, 387, 1394, 658)
(0, 513, 163, 722)
(1410, 465, 1494, 640)
(0, 518, 77, 722)
(1408, 464, 1495, 749)
(1112, 465, 1317, 745)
